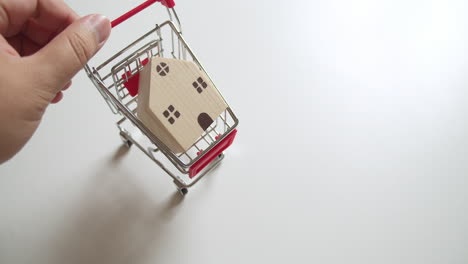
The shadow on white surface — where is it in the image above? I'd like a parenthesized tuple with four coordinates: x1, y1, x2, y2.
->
(111, 144, 132, 163)
(48, 146, 183, 264)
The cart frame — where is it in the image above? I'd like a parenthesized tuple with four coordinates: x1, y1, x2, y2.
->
(84, 0, 239, 195)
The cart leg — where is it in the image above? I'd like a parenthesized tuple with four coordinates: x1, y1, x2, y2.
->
(173, 180, 188, 196)
(178, 187, 188, 196)
(119, 131, 133, 148)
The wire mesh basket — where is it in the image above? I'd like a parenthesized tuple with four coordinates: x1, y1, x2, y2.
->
(84, 0, 239, 195)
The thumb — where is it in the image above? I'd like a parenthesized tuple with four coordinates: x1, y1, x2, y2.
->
(33, 14, 111, 93)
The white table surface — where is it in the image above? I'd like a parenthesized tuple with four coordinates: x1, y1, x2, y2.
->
(1, 0, 468, 263)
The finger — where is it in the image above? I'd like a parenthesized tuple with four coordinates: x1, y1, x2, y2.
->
(50, 81, 70, 105)
(63, 80, 72, 91)
(21, 19, 52, 47)
(22, 0, 79, 46)
(32, 14, 110, 95)
(21, 36, 41, 56)
(0, 35, 19, 57)
(6, 34, 42, 56)
(0, 0, 78, 37)
(50, 91, 63, 104)
(0, 0, 37, 36)
(4, 34, 22, 54)
(32, 0, 78, 32)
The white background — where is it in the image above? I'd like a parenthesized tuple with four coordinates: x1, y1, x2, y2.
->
(1, 0, 468, 263)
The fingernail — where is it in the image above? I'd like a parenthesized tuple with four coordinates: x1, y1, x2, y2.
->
(84, 14, 111, 45)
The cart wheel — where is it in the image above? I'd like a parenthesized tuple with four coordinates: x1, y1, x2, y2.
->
(119, 131, 133, 148)
(178, 187, 188, 196)
(123, 139, 133, 148)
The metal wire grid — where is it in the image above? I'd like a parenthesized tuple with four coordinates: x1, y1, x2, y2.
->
(85, 20, 238, 177)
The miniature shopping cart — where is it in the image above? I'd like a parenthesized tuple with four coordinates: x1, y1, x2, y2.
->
(84, 0, 239, 195)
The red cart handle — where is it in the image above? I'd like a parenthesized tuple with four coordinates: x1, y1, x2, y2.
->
(111, 0, 176, 28)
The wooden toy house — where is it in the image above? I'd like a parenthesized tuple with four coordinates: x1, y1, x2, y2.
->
(137, 57, 228, 153)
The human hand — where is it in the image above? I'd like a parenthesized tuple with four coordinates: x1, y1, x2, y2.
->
(0, 0, 111, 163)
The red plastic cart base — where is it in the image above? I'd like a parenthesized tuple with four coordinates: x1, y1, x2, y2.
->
(189, 129, 238, 178)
